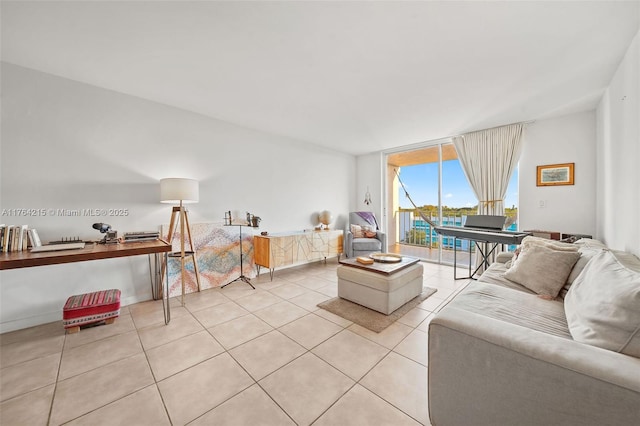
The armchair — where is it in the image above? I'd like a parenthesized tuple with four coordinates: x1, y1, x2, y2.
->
(344, 211, 387, 258)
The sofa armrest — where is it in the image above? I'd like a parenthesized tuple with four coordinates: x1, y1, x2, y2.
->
(428, 306, 640, 426)
(376, 231, 387, 253)
(344, 229, 354, 257)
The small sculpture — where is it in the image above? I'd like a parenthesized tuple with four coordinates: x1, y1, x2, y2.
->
(318, 210, 332, 230)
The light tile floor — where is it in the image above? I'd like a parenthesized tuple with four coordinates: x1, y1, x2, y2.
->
(0, 260, 470, 426)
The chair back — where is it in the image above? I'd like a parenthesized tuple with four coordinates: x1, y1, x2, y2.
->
(349, 211, 379, 230)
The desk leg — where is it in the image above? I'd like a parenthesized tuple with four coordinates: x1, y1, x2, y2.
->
(162, 252, 171, 325)
(149, 253, 163, 300)
(148, 254, 155, 299)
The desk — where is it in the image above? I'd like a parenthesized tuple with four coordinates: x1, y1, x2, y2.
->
(0, 240, 173, 324)
(0, 240, 171, 270)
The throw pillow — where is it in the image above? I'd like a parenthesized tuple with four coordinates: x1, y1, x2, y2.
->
(566, 245, 607, 284)
(362, 225, 378, 238)
(350, 224, 364, 238)
(521, 236, 579, 252)
(504, 244, 580, 298)
(559, 240, 607, 298)
(503, 249, 519, 268)
(573, 238, 607, 250)
(564, 249, 640, 358)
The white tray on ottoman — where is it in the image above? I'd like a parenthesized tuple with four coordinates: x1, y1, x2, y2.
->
(337, 256, 423, 315)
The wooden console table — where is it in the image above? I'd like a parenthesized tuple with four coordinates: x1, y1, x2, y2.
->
(254, 230, 343, 280)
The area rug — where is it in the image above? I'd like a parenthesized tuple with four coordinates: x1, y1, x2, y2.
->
(317, 287, 437, 333)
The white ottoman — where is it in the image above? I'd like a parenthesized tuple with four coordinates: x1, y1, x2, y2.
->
(337, 262, 424, 314)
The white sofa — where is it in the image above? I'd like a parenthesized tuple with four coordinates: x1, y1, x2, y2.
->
(428, 238, 640, 426)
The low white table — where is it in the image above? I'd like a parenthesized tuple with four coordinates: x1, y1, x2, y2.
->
(337, 256, 424, 315)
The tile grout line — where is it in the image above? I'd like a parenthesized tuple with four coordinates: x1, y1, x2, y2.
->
(46, 332, 66, 426)
(3, 261, 449, 425)
(133, 321, 176, 426)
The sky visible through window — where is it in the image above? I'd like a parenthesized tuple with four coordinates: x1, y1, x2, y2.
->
(397, 161, 519, 209)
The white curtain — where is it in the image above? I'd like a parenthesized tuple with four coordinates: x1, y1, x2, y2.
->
(452, 123, 524, 270)
(452, 123, 524, 216)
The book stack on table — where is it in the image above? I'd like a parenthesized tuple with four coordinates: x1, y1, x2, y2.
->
(0, 225, 39, 252)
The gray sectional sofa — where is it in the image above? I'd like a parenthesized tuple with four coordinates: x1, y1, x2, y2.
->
(428, 238, 640, 426)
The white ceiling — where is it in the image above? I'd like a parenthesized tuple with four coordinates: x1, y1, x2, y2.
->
(2, 1, 638, 155)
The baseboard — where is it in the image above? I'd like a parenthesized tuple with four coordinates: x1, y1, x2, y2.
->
(0, 311, 63, 334)
(0, 294, 153, 334)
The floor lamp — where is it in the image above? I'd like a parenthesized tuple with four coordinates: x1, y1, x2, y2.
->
(160, 178, 202, 306)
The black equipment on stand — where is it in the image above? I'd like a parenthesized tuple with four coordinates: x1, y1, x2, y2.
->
(435, 215, 530, 280)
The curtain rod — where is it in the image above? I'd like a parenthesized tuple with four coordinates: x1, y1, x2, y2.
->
(452, 120, 536, 139)
(383, 119, 536, 155)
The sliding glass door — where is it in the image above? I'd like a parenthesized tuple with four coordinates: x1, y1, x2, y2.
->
(387, 141, 519, 266)
(387, 142, 519, 266)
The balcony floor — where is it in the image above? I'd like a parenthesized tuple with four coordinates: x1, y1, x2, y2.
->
(388, 243, 476, 270)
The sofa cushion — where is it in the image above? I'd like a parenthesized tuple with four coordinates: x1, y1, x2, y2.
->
(352, 237, 382, 252)
(478, 262, 536, 295)
(448, 282, 571, 339)
(504, 244, 580, 298)
(565, 249, 640, 358)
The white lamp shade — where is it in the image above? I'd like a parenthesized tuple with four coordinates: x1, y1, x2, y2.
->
(160, 178, 199, 204)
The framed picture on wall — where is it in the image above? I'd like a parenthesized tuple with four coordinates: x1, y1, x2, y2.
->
(536, 163, 575, 186)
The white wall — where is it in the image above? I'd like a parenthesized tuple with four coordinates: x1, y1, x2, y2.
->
(0, 63, 355, 332)
(519, 111, 597, 237)
(596, 30, 640, 256)
(355, 153, 384, 223)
